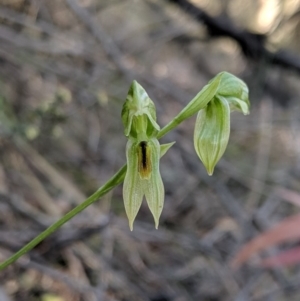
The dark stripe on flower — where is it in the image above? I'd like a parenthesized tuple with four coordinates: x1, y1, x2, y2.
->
(138, 141, 151, 179)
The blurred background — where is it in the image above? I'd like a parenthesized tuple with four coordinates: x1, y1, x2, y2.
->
(0, 0, 300, 300)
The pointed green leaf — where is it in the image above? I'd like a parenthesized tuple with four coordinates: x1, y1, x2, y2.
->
(123, 139, 144, 230)
(194, 96, 230, 175)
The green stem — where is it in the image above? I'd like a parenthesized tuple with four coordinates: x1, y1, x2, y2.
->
(157, 116, 182, 139)
(157, 99, 200, 139)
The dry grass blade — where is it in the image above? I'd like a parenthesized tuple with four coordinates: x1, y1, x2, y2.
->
(260, 246, 300, 268)
(276, 187, 300, 208)
(231, 213, 300, 268)
(14, 137, 86, 205)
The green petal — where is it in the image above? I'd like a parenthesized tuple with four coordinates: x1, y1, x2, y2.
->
(226, 96, 250, 115)
(123, 139, 144, 230)
(217, 72, 250, 115)
(194, 96, 230, 175)
(143, 139, 164, 229)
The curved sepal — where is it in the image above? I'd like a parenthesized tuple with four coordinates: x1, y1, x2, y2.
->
(217, 72, 250, 115)
(121, 80, 160, 138)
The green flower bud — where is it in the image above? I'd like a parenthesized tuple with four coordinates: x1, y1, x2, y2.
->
(193, 72, 250, 175)
(194, 96, 230, 175)
(121, 81, 160, 138)
(123, 138, 165, 230)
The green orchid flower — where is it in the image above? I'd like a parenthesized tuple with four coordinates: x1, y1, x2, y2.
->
(122, 81, 173, 230)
